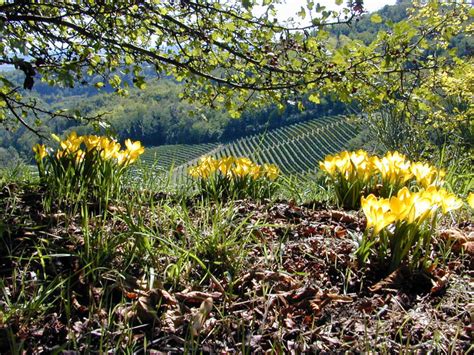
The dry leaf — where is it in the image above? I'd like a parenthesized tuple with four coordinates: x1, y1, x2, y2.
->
(328, 210, 357, 224)
(326, 293, 353, 303)
(284, 317, 296, 328)
(162, 308, 183, 333)
(125, 291, 139, 300)
(71, 295, 88, 313)
(135, 289, 163, 322)
(334, 226, 347, 238)
(175, 290, 221, 305)
(161, 289, 178, 305)
(439, 229, 467, 249)
(369, 267, 409, 292)
(430, 272, 451, 295)
(460, 241, 474, 255)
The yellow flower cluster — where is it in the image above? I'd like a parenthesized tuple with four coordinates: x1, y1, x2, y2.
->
(320, 150, 445, 189)
(362, 186, 463, 234)
(33, 132, 145, 166)
(372, 151, 413, 186)
(189, 156, 279, 181)
(468, 193, 474, 209)
(319, 150, 373, 182)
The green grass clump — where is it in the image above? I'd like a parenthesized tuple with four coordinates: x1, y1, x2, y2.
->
(188, 156, 280, 201)
(33, 132, 145, 212)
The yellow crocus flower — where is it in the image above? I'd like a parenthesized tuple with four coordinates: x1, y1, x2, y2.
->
(101, 141, 121, 160)
(380, 152, 412, 184)
(236, 157, 253, 167)
(60, 138, 82, 153)
(60, 131, 83, 153)
(384, 151, 409, 166)
(361, 194, 396, 235)
(83, 135, 101, 151)
(411, 194, 436, 223)
(372, 155, 390, 180)
(466, 192, 474, 208)
(263, 163, 279, 181)
(249, 164, 262, 179)
(335, 155, 352, 175)
(66, 131, 79, 142)
(125, 139, 145, 157)
(115, 151, 129, 166)
(32, 143, 48, 160)
(421, 186, 443, 205)
(421, 186, 462, 214)
(350, 150, 368, 167)
(410, 162, 441, 187)
(355, 159, 371, 181)
(233, 162, 251, 178)
(319, 155, 337, 176)
(98, 136, 111, 151)
(188, 166, 200, 178)
(218, 156, 235, 176)
(467, 193, 474, 209)
(440, 193, 463, 214)
(389, 187, 415, 222)
(199, 165, 212, 178)
(127, 152, 142, 164)
(189, 156, 219, 179)
(199, 156, 218, 171)
(75, 149, 85, 164)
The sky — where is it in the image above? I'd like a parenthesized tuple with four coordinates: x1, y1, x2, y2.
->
(276, 0, 397, 14)
(259, 0, 397, 22)
(282, 0, 396, 12)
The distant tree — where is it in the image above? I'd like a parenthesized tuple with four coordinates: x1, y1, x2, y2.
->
(0, 0, 471, 144)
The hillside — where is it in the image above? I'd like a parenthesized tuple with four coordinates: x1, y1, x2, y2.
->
(0, 75, 347, 162)
(141, 115, 360, 177)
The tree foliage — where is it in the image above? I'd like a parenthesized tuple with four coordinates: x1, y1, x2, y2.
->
(0, 1, 472, 156)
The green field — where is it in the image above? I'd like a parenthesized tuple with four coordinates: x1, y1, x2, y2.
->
(141, 115, 360, 176)
(141, 142, 220, 171)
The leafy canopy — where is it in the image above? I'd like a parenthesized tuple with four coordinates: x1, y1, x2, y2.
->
(0, 0, 472, 133)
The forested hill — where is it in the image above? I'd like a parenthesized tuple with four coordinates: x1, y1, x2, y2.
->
(0, 74, 347, 163)
(330, 0, 471, 56)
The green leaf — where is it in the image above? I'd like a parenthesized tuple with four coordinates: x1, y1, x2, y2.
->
(308, 93, 320, 104)
(371, 14, 383, 24)
(124, 54, 134, 66)
(229, 109, 240, 118)
(134, 76, 147, 90)
(335, 0, 343, 5)
(223, 22, 236, 31)
(298, 7, 306, 19)
(109, 74, 121, 88)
